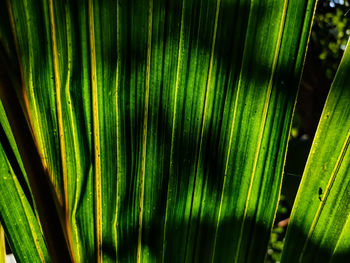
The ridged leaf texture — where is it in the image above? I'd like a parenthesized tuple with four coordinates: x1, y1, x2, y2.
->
(0, 0, 316, 262)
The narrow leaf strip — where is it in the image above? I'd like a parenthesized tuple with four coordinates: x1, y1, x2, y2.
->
(115, 0, 121, 258)
(88, 0, 102, 262)
(137, 0, 153, 261)
(47, 1, 74, 258)
(234, 0, 289, 259)
(0, 225, 5, 263)
(184, 0, 221, 258)
(162, 0, 186, 260)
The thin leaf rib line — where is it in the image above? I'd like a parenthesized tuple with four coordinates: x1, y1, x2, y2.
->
(114, 0, 121, 259)
(161, 0, 185, 261)
(137, 0, 153, 261)
(234, 0, 289, 260)
(88, 1, 102, 262)
(298, 127, 350, 262)
(5, 157, 47, 262)
(48, 1, 75, 259)
(184, 0, 221, 259)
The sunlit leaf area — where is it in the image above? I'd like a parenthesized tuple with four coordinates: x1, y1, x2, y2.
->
(0, 0, 349, 262)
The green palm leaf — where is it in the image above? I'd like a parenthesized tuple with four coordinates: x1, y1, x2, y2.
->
(0, 0, 317, 262)
(281, 39, 350, 263)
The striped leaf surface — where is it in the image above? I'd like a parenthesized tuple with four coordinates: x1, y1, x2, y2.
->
(281, 40, 350, 263)
(0, 0, 316, 262)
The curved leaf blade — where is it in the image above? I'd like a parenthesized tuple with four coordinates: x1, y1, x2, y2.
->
(281, 39, 350, 263)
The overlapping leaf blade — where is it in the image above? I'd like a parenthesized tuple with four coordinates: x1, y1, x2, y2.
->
(0, 0, 317, 262)
(0, 146, 49, 263)
(281, 40, 350, 263)
(0, 101, 49, 263)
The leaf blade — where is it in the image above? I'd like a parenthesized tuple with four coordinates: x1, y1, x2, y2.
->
(281, 39, 350, 263)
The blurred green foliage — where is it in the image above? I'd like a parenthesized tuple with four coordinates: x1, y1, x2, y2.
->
(313, 0, 350, 79)
(265, 196, 289, 263)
